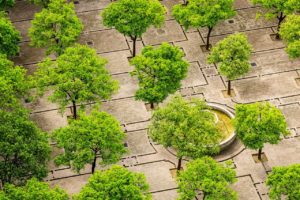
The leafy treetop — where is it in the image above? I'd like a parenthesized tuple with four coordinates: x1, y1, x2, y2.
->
(177, 157, 237, 200)
(53, 109, 126, 173)
(149, 95, 222, 168)
(0, 178, 69, 200)
(234, 102, 289, 152)
(102, 0, 165, 39)
(0, 108, 51, 186)
(32, 44, 118, 118)
(279, 14, 300, 59)
(266, 164, 300, 200)
(130, 43, 189, 107)
(74, 165, 151, 200)
(207, 33, 252, 81)
(29, 0, 83, 55)
(0, 12, 21, 57)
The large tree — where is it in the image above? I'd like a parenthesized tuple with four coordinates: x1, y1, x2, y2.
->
(177, 157, 237, 200)
(29, 0, 83, 55)
(0, 178, 69, 200)
(172, 0, 236, 50)
(102, 0, 165, 57)
(252, 0, 300, 38)
(207, 33, 252, 96)
(32, 44, 118, 119)
(234, 102, 289, 160)
(0, 12, 21, 57)
(74, 165, 151, 200)
(279, 14, 300, 59)
(0, 108, 51, 186)
(130, 43, 189, 109)
(149, 95, 222, 170)
(53, 109, 126, 174)
(266, 164, 300, 200)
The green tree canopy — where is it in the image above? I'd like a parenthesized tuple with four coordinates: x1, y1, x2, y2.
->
(74, 165, 151, 200)
(266, 164, 300, 200)
(149, 95, 222, 170)
(0, 108, 51, 186)
(130, 43, 189, 109)
(234, 102, 289, 160)
(28, 0, 50, 7)
(207, 33, 252, 95)
(279, 14, 300, 59)
(251, 0, 300, 37)
(0, 178, 69, 200)
(102, 0, 165, 57)
(0, 12, 21, 57)
(172, 0, 236, 50)
(0, 0, 14, 11)
(32, 44, 118, 119)
(29, 0, 83, 55)
(177, 157, 237, 200)
(53, 109, 126, 174)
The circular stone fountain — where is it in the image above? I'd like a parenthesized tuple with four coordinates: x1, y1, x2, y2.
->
(207, 103, 236, 150)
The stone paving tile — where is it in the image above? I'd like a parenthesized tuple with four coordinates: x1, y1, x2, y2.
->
(280, 103, 300, 128)
(234, 0, 252, 9)
(181, 62, 207, 88)
(232, 176, 260, 200)
(78, 9, 106, 32)
(9, 0, 41, 22)
(13, 20, 31, 42)
(160, 0, 181, 20)
(152, 189, 178, 200)
(126, 130, 156, 156)
(111, 73, 138, 99)
(75, 0, 110, 12)
(143, 20, 186, 45)
(100, 50, 133, 74)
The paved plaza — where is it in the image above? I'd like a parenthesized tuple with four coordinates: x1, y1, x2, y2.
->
(9, 0, 300, 199)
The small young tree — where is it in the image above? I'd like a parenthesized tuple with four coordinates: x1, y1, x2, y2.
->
(0, 0, 14, 11)
(234, 102, 289, 160)
(177, 157, 237, 200)
(266, 164, 300, 200)
(0, 108, 51, 186)
(172, 0, 236, 50)
(102, 0, 165, 57)
(207, 33, 252, 96)
(251, 0, 300, 39)
(53, 109, 126, 174)
(0, 178, 69, 200)
(74, 165, 151, 200)
(279, 14, 300, 59)
(0, 12, 21, 57)
(149, 95, 222, 171)
(130, 43, 189, 109)
(29, 0, 83, 55)
(32, 44, 118, 119)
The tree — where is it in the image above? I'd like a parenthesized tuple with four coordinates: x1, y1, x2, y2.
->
(149, 95, 222, 171)
(102, 0, 165, 57)
(172, 0, 236, 50)
(251, 0, 300, 38)
(266, 164, 300, 200)
(234, 102, 289, 160)
(177, 157, 237, 200)
(0, 12, 21, 57)
(207, 33, 252, 96)
(130, 43, 189, 109)
(0, 108, 51, 186)
(279, 14, 300, 59)
(0, 178, 69, 200)
(0, 0, 14, 11)
(53, 109, 126, 174)
(74, 165, 151, 200)
(29, 0, 83, 55)
(32, 44, 118, 119)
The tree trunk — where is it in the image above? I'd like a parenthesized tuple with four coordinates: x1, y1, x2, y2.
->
(206, 27, 213, 50)
(276, 12, 285, 39)
(132, 36, 137, 57)
(258, 148, 262, 160)
(183, 0, 188, 5)
(203, 192, 206, 200)
(91, 154, 97, 174)
(72, 100, 77, 120)
(227, 80, 231, 96)
(177, 157, 182, 171)
(150, 102, 154, 109)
